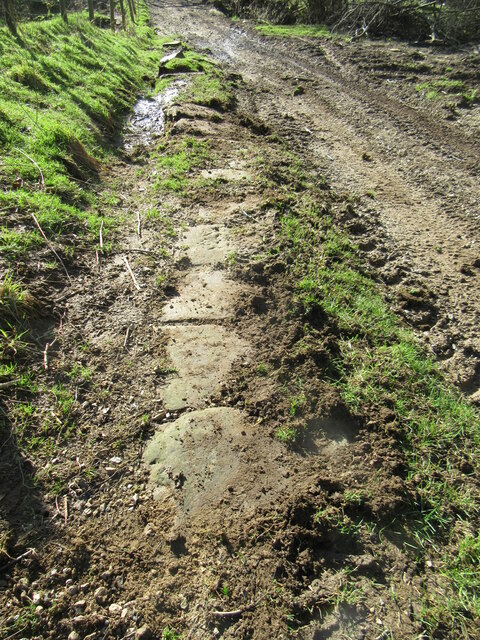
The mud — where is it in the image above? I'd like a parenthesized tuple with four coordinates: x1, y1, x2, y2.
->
(123, 80, 185, 149)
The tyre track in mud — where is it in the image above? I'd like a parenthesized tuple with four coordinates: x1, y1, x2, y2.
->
(149, 0, 480, 397)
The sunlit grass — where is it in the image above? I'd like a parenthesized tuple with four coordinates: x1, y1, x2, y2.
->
(256, 23, 332, 38)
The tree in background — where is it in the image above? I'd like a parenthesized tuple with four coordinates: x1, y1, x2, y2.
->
(87, 0, 94, 22)
(127, 0, 136, 23)
(59, 0, 68, 22)
(109, 0, 115, 30)
(2, 0, 17, 34)
(119, 0, 126, 29)
(0, 0, 140, 34)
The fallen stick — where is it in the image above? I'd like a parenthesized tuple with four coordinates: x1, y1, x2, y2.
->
(14, 148, 45, 189)
(99, 219, 104, 250)
(211, 608, 247, 619)
(0, 548, 36, 572)
(30, 213, 72, 284)
(0, 379, 22, 390)
(211, 595, 262, 619)
(123, 256, 141, 290)
(136, 211, 142, 239)
(43, 337, 58, 372)
(64, 495, 68, 525)
(123, 326, 131, 349)
(43, 342, 50, 371)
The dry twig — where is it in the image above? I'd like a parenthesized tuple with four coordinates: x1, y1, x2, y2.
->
(136, 211, 142, 238)
(123, 256, 141, 290)
(0, 548, 36, 572)
(14, 148, 45, 189)
(123, 326, 131, 348)
(0, 379, 22, 390)
(30, 213, 72, 283)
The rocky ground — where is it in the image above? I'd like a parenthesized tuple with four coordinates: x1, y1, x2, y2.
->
(1, 1, 480, 639)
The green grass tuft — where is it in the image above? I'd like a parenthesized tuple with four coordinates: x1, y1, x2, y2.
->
(256, 23, 332, 38)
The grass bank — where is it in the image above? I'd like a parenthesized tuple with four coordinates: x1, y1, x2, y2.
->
(0, 7, 162, 370)
(261, 163, 480, 636)
(255, 23, 332, 38)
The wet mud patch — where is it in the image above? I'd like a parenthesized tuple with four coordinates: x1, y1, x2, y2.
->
(123, 80, 186, 149)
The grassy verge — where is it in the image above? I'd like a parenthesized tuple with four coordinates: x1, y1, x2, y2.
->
(0, 7, 181, 486)
(0, 4, 236, 480)
(415, 78, 478, 107)
(0, 8, 163, 365)
(262, 164, 480, 636)
(256, 23, 332, 38)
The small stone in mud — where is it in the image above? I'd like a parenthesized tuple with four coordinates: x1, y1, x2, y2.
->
(136, 624, 153, 640)
(16, 577, 30, 592)
(109, 603, 123, 615)
(94, 586, 108, 605)
(74, 599, 86, 613)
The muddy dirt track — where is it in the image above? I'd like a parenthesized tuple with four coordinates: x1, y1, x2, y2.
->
(151, 0, 480, 395)
(2, 3, 480, 640)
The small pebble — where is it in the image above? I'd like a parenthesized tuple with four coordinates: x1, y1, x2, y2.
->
(74, 599, 86, 613)
(136, 624, 153, 640)
(68, 632, 80, 640)
(109, 603, 122, 615)
(94, 586, 108, 605)
(17, 577, 30, 591)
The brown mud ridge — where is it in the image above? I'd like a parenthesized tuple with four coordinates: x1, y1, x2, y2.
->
(1, 2, 480, 640)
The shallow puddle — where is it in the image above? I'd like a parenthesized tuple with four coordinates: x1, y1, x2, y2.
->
(123, 80, 185, 149)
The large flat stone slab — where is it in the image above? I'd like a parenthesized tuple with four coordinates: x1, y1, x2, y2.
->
(182, 224, 235, 266)
(143, 407, 292, 519)
(143, 407, 246, 513)
(161, 324, 248, 411)
(161, 269, 239, 322)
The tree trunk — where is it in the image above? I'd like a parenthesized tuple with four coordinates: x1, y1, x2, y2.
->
(87, 0, 94, 22)
(3, 0, 17, 35)
(119, 0, 126, 29)
(127, 0, 135, 23)
(109, 0, 115, 30)
(59, 0, 68, 22)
